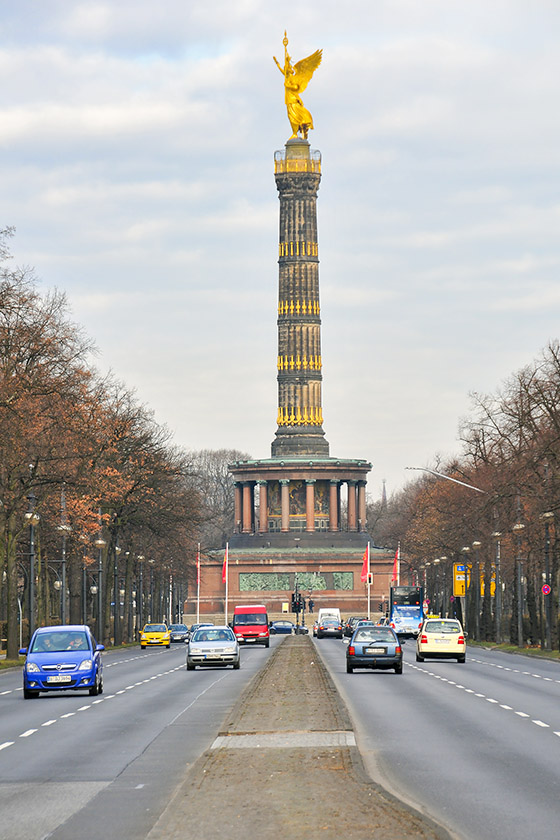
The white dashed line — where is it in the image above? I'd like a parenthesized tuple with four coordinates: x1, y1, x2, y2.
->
(486, 698, 499, 704)
(20, 729, 37, 737)
(533, 720, 549, 728)
(515, 712, 530, 718)
(77, 705, 91, 711)
(0, 742, 14, 751)
(41, 720, 56, 727)
(61, 712, 75, 718)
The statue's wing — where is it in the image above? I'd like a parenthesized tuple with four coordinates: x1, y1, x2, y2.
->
(292, 49, 322, 93)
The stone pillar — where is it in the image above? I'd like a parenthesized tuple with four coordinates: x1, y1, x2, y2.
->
(347, 481, 358, 532)
(280, 480, 290, 532)
(358, 481, 367, 532)
(305, 480, 316, 532)
(329, 480, 339, 532)
(258, 481, 268, 534)
(242, 482, 253, 534)
(234, 483, 242, 534)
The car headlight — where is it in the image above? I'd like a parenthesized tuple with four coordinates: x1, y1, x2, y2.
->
(223, 646, 237, 654)
(189, 647, 203, 655)
(78, 659, 93, 671)
(26, 662, 40, 673)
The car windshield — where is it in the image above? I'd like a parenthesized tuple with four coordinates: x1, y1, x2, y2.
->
(170, 625, 187, 631)
(234, 613, 267, 625)
(425, 620, 461, 634)
(31, 631, 89, 652)
(144, 624, 167, 633)
(192, 628, 235, 643)
(354, 628, 395, 643)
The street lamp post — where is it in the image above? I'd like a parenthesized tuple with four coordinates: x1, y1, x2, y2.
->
(25, 490, 40, 640)
(512, 521, 525, 647)
(541, 511, 554, 651)
(433, 558, 441, 615)
(114, 544, 121, 645)
(94, 532, 106, 643)
(472, 541, 481, 641)
(492, 531, 502, 643)
(137, 556, 145, 631)
(461, 546, 471, 635)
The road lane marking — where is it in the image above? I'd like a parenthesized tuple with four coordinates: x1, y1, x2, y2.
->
(20, 729, 37, 737)
(500, 704, 513, 710)
(486, 698, 499, 704)
(77, 705, 91, 711)
(41, 720, 56, 726)
(532, 720, 549, 727)
(0, 742, 14, 750)
(515, 712, 530, 718)
(61, 712, 75, 718)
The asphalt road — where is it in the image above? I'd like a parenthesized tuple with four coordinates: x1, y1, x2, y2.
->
(0, 639, 276, 840)
(314, 636, 560, 840)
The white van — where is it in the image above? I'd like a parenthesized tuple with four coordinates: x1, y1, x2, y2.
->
(317, 608, 341, 624)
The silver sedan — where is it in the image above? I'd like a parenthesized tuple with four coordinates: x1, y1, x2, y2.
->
(186, 626, 240, 670)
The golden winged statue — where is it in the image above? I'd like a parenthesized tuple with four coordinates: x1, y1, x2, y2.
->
(274, 32, 322, 139)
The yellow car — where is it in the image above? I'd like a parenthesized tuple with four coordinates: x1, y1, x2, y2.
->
(416, 618, 466, 663)
(140, 623, 171, 649)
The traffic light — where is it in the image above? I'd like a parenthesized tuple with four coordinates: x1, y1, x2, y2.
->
(377, 602, 384, 611)
(300, 596, 306, 612)
(291, 593, 300, 613)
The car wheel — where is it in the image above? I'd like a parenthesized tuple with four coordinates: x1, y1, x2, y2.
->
(98, 675, 104, 694)
(264, 640, 270, 648)
(166, 644, 170, 649)
(416, 652, 424, 662)
(186, 661, 195, 671)
(394, 663, 403, 674)
(346, 663, 353, 673)
(233, 660, 240, 670)
(457, 655, 466, 663)
(23, 688, 39, 699)
(89, 673, 101, 696)
(141, 644, 146, 649)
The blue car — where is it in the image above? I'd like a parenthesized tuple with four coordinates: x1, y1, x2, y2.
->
(346, 624, 403, 674)
(19, 625, 104, 699)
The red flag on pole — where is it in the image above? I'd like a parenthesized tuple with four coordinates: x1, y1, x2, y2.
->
(360, 544, 369, 582)
(391, 544, 399, 583)
(222, 544, 228, 584)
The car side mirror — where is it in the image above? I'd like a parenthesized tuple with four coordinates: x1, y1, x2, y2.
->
(19, 648, 27, 656)
(463, 632, 468, 639)
(96, 644, 105, 652)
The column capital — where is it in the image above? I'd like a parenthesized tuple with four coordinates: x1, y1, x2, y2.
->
(330, 478, 339, 486)
(306, 478, 316, 485)
(280, 478, 290, 486)
(256, 479, 268, 486)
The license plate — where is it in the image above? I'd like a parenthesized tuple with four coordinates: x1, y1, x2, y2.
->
(435, 639, 450, 644)
(244, 638, 255, 643)
(365, 647, 386, 655)
(205, 654, 221, 659)
(46, 675, 72, 683)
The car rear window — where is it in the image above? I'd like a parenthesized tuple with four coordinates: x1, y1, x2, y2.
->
(425, 620, 461, 634)
(192, 628, 235, 642)
(355, 628, 395, 643)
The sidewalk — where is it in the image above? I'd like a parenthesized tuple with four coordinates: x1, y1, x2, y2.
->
(147, 635, 451, 840)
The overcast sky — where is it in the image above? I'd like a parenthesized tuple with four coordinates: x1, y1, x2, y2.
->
(1, 1, 559, 500)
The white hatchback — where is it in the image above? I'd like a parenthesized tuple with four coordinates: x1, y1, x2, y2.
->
(416, 619, 466, 663)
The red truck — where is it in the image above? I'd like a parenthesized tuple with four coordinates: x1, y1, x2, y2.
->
(232, 604, 270, 647)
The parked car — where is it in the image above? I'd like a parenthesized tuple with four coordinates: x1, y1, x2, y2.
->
(186, 625, 240, 670)
(416, 618, 466, 663)
(169, 623, 189, 643)
(19, 625, 104, 698)
(316, 617, 343, 639)
(346, 624, 403, 674)
(140, 623, 171, 649)
(269, 620, 295, 634)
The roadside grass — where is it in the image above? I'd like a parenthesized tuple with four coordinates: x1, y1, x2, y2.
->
(468, 639, 560, 660)
(0, 658, 23, 670)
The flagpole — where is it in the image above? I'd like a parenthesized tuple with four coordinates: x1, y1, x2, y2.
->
(196, 543, 200, 626)
(367, 541, 371, 620)
(224, 542, 229, 625)
(397, 540, 401, 586)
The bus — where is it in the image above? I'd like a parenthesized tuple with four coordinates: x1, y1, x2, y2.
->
(389, 585, 424, 638)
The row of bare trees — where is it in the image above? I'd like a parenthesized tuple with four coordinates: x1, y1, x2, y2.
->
(0, 229, 204, 658)
(369, 341, 560, 649)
